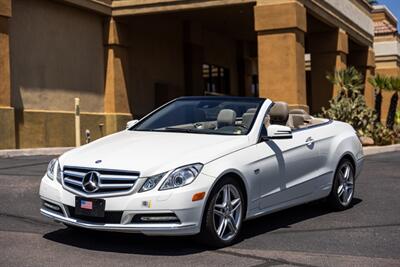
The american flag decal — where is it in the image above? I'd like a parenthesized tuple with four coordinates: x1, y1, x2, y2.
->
(80, 200, 93, 210)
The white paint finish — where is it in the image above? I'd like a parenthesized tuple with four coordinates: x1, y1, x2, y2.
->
(321, 0, 374, 36)
(374, 41, 400, 57)
(39, 97, 363, 237)
(58, 130, 251, 177)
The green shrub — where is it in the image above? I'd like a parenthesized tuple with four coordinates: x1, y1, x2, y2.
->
(321, 67, 395, 145)
(320, 93, 376, 137)
(369, 123, 395, 146)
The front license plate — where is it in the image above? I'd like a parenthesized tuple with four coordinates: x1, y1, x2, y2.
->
(75, 197, 105, 217)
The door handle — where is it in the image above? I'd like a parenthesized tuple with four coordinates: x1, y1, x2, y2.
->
(305, 137, 314, 145)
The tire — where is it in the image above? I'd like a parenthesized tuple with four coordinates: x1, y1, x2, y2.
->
(327, 158, 355, 211)
(199, 177, 245, 248)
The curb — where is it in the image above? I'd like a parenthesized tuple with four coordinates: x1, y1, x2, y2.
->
(0, 147, 73, 158)
(363, 144, 400, 156)
(0, 144, 399, 158)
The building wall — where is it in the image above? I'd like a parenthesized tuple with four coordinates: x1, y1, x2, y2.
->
(6, 0, 132, 148)
(127, 15, 185, 118)
(0, 0, 383, 149)
(203, 30, 239, 96)
(375, 66, 400, 124)
(9, 0, 105, 113)
(126, 15, 241, 118)
(372, 5, 400, 125)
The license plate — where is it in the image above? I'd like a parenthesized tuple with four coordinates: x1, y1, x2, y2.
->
(75, 197, 105, 217)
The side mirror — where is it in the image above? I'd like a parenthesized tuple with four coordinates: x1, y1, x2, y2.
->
(266, 124, 292, 139)
(126, 119, 139, 129)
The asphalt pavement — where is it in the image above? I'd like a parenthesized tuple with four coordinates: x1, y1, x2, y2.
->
(0, 152, 399, 267)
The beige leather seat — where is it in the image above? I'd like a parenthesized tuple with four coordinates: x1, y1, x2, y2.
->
(288, 114, 305, 129)
(217, 109, 237, 128)
(288, 108, 312, 128)
(241, 112, 255, 128)
(269, 102, 289, 126)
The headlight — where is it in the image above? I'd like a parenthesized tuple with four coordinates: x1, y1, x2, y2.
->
(159, 163, 203, 191)
(47, 158, 62, 183)
(139, 173, 166, 192)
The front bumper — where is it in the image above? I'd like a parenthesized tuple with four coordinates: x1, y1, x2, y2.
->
(40, 203, 198, 235)
(39, 172, 216, 236)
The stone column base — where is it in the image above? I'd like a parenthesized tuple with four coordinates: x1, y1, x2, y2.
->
(15, 110, 132, 148)
(0, 107, 16, 149)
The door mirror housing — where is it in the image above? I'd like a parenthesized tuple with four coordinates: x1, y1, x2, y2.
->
(266, 124, 293, 139)
(126, 119, 139, 129)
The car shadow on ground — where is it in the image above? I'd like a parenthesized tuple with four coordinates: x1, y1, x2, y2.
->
(43, 198, 362, 255)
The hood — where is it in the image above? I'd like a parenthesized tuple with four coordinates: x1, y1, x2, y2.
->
(59, 130, 250, 177)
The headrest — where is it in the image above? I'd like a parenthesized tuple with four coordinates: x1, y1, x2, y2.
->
(217, 109, 237, 128)
(291, 114, 305, 129)
(246, 108, 257, 114)
(241, 112, 255, 128)
(289, 109, 307, 115)
(269, 102, 289, 125)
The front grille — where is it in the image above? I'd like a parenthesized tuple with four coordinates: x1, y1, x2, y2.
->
(67, 206, 123, 224)
(62, 166, 140, 197)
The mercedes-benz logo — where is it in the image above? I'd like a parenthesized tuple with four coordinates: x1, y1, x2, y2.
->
(82, 171, 100, 193)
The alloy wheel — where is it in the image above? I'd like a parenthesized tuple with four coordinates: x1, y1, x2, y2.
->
(337, 162, 354, 206)
(212, 184, 242, 241)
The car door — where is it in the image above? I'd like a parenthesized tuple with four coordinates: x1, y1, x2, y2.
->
(259, 126, 324, 210)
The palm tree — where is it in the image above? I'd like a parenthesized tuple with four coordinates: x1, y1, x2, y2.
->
(368, 74, 389, 123)
(326, 67, 364, 99)
(386, 77, 400, 129)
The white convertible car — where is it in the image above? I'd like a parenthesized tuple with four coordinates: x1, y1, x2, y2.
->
(40, 96, 364, 247)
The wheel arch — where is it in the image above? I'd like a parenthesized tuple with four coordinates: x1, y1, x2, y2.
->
(337, 152, 357, 175)
(200, 170, 250, 230)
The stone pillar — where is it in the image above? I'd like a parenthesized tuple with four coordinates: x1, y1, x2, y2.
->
(254, 0, 308, 111)
(309, 29, 348, 114)
(0, 0, 15, 149)
(104, 18, 130, 114)
(348, 47, 375, 108)
(104, 18, 132, 133)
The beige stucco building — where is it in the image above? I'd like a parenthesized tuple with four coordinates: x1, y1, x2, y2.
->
(372, 5, 400, 124)
(0, 0, 398, 149)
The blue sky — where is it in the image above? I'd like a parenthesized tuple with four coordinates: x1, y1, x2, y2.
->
(377, 0, 400, 30)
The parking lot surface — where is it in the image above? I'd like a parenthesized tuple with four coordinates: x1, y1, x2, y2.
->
(0, 152, 399, 266)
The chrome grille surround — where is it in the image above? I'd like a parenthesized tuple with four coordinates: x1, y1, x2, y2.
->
(62, 166, 140, 197)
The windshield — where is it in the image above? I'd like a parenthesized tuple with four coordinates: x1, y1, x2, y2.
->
(131, 97, 264, 135)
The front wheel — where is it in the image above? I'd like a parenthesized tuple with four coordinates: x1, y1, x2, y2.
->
(200, 177, 244, 248)
(327, 159, 355, 211)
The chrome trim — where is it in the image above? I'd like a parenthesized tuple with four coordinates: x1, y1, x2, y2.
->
(62, 166, 140, 198)
(98, 183, 134, 189)
(41, 197, 68, 217)
(64, 178, 82, 187)
(40, 208, 198, 235)
(63, 170, 85, 178)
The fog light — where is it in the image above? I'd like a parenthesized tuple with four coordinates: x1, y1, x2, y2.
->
(43, 201, 61, 211)
(131, 213, 180, 223)
(141, 216, 178, 222)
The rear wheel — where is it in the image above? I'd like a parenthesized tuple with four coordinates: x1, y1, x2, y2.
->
(328, 159, 355, 210)
(200, 177, 244, 248)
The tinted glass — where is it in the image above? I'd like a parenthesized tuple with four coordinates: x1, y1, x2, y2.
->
(132, 97, 264, 135)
